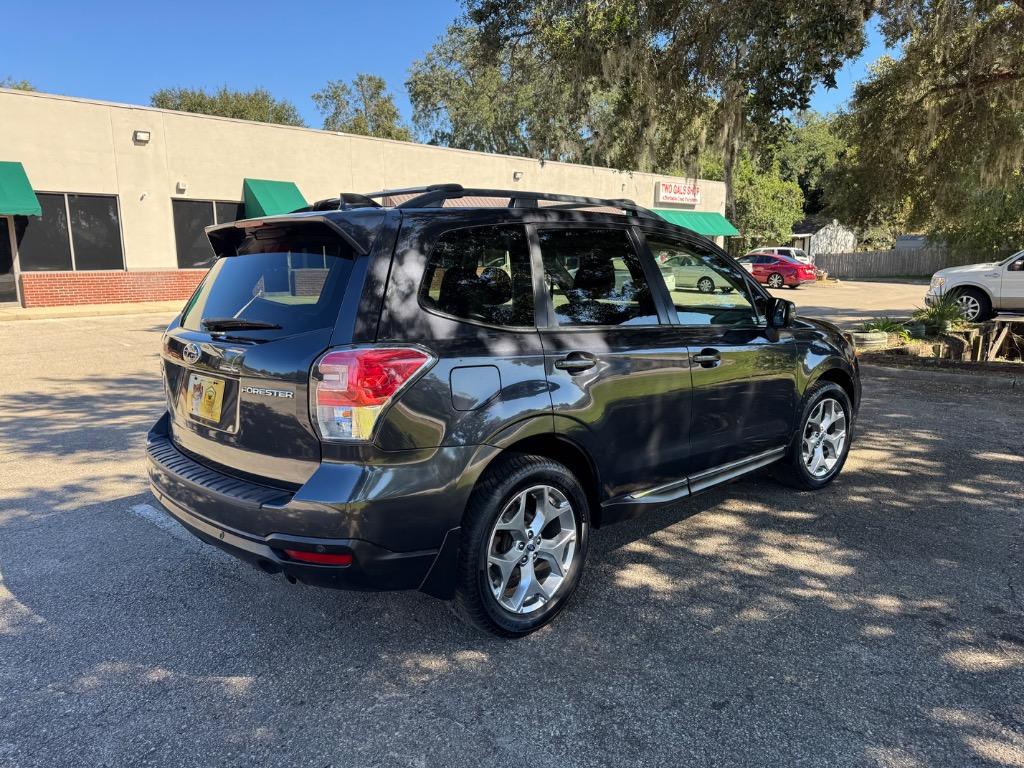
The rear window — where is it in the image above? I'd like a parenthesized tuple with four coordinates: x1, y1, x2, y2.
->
(181, 228, 356, 336)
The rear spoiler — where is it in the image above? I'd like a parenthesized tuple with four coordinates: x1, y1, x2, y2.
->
(205, 211, 378, 256)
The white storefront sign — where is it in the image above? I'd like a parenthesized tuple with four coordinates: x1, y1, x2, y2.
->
(655, 180, 702, 206)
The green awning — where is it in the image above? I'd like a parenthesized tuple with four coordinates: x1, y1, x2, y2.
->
(0, 161, 41, 216)
(653, 209, 739, 237)
(242, 178, 308, 217)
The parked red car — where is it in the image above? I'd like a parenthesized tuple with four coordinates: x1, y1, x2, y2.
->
(737, 252, 817, 288)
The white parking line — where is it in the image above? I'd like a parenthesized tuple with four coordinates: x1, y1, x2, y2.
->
(129, 502, 234, 564)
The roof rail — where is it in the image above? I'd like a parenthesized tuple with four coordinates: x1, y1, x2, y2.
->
(362, 183, 659, 219)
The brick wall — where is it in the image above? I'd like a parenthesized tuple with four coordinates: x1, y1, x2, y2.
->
(19, 270, 207, 308)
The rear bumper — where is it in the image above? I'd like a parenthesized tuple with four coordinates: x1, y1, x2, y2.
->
(146, 413, 476, 594)
(151, 486, 440, 590)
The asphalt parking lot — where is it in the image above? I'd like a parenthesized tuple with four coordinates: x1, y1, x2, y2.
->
(769, 279, 928, 327)
(1, 308, 1022, 768)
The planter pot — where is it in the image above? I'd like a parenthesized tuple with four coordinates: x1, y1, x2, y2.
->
(849, 331, 889, 351)
(905, 322, 927, 339)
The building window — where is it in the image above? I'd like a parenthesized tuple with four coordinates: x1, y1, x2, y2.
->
(68, 194, 125, 270)
(16, 193, 73, 271)
(172, 199, 245, 269)
(14, 192, 124, 272)
(0, 218, 17, 303)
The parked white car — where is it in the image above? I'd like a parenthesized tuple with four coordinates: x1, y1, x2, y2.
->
(926, 250, 1024, 321)
(659, 253, 733, 293)
(746, 246, 814, 265)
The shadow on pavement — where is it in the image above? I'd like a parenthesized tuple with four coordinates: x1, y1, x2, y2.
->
(0, 368, 1022, 767)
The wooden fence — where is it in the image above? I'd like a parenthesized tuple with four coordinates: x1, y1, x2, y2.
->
(814, 248, 984, 279)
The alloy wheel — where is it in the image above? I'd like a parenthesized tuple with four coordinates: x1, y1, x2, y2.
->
(486, 485, 578, 615)
(801, 398, 847, 478)
(956, 293, 981, 321)
(768, 273, 784, 288)
(697, 277, 715, 294)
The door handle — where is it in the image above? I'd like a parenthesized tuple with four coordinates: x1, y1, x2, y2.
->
(554, 352, 597, 373)
(692, 349, 721, 368)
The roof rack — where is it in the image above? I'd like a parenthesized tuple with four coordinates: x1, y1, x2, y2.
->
(361, 183, 659, 220)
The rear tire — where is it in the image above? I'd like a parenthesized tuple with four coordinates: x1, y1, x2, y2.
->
(953, 287, 992, 322)
(773, 382, 852, 490)
(452, 454, 590, 637)
(697, 276, 715, 294)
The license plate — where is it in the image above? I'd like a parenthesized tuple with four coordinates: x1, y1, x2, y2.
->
(187, 373, 225, 423)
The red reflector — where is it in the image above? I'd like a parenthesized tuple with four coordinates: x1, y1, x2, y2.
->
(283, 549, 353, 566)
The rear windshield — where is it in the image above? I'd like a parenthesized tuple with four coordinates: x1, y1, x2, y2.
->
(181, 228, 355, 336)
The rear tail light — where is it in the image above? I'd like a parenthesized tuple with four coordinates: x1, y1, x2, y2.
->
(310, 347, 433, 441)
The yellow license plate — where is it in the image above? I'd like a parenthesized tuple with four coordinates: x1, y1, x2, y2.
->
(187, 373, 225, 423)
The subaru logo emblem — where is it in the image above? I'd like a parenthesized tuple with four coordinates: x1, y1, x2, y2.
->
(182, 343, 201, 365)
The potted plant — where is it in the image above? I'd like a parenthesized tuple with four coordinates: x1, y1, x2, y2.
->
(911, 294, 969, 336)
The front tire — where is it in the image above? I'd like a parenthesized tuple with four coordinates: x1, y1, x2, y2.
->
(773, 382, 852, 490)
(452, 454, 590, 637)
(767, 273, 785, 289)
(697, 276, 715, 294)
(953, 288, 992, 322)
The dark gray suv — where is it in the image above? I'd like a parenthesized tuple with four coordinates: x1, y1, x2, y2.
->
(147, 184, 860, 636)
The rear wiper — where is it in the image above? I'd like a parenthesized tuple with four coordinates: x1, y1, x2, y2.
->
(202, 318, 282, 331)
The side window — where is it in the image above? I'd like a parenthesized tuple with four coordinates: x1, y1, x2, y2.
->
(646, 238, 760, 326)
(538, 228, 658, 327)
(1009, 256, 1024, 272)
(420, 224, 534, 327)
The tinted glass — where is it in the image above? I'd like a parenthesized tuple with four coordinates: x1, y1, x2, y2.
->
(647, 237, 758, 326)
(420, 225, 534, 326)
(215, 201, 246, 225)
(0, 218, 15, 302)
(539, 228, 658, 327)
(15, 193, 72, 271)
(172, 199, 216, 268)
(180, 226, 355, 336)
(68, 195, 124, 270)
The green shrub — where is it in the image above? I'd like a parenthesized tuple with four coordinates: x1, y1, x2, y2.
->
(911, 293, 969, 334)
(859, 316, 911, 343)
(859, 316, 905, 333)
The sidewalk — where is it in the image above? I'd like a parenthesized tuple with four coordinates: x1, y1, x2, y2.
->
(0, 300, 183, 322)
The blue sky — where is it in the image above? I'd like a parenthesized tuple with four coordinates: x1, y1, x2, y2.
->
(4, 1, 886, 128)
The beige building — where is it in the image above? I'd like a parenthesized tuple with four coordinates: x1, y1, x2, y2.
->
(0, 88, 733, 307)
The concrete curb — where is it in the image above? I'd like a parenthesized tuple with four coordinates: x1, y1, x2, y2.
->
(0, 301, 183, 322)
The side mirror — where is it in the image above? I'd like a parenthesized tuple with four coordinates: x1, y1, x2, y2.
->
(769, 297, 796, 327)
